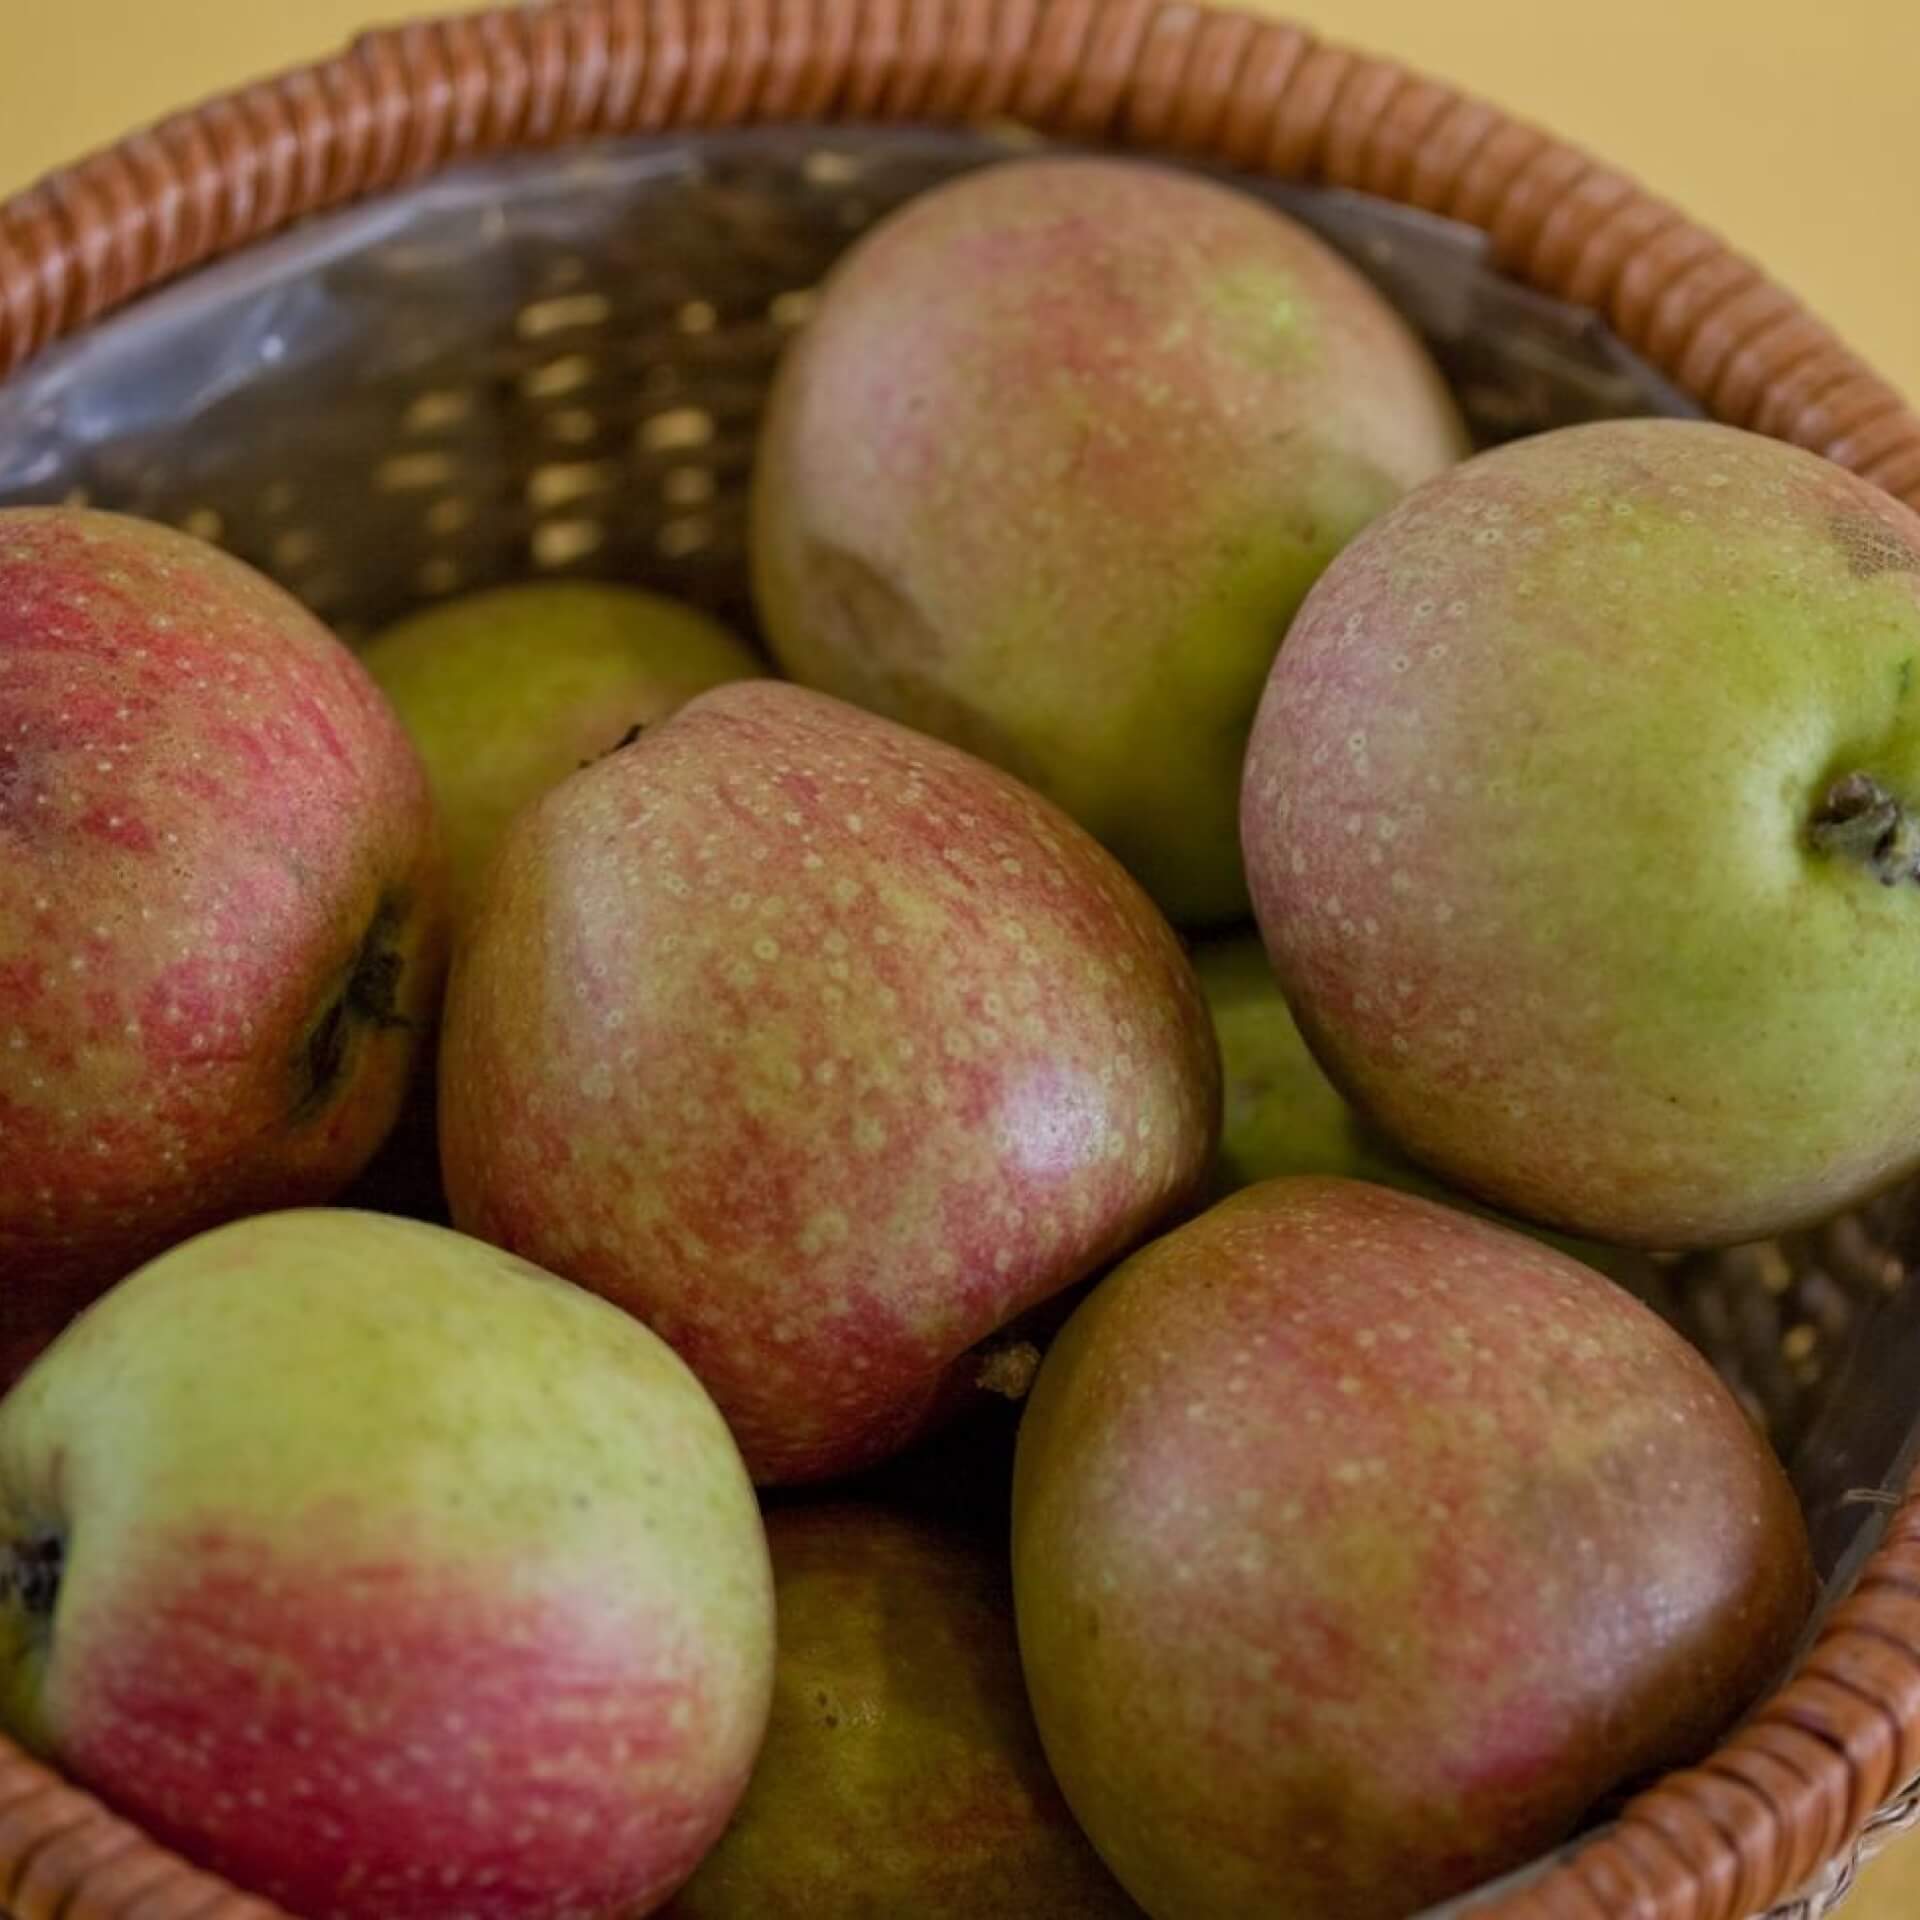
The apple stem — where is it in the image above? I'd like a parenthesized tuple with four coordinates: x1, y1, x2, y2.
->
(1810, 772, 1920, 885)
(975, 1340, 1042, 1401)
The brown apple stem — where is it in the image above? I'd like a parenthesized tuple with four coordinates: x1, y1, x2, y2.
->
(1810, 771, 1920, 885)
(975, 1340, 1042, 1401)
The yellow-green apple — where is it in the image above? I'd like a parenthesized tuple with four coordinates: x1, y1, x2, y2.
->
(0, 508, 444, 1337)
(752, 156, 1467, 926)
(440, 680, 1220, 1484)
(1193, 933, 1409, 1195)
(1191, 933, 1650, 1283)
(1012, 1177, 1812, 1920)
(0, 1208, 775, 1920)
(667, 1503, 1139, 1918)
(1242, 418, 1920, 1247)
(361, 581, 760, 927)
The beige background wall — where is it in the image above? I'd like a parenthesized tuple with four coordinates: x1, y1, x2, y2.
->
(4, 1, 1919, 1913)
(3, 1, 1915, 401)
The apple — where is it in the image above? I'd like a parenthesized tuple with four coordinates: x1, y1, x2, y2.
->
(1012, 1176, 1812, 1920)
(361, 581, 761, 928)
(667, 1503, 1139, 1918)
(1242, 418, 1920, 1247)
(0, 1208, 775, 1920)
(439, 679, 1220, 1484)
(1193, 932, 1408, 1194)
(1191, 933, 1653, 1284)
(752, 155, 1467, 926)
(0, 508, 444, 1335)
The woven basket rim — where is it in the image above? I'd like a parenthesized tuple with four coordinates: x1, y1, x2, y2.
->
(2, 5, 1919, 1919)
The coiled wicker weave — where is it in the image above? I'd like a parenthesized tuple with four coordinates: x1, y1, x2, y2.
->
(3, 5, 1920, 1919)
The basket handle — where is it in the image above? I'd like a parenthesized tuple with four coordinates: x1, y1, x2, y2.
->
(0, 7, 1918, 1920)
(0, 0, 1916, 510)
(1471, 1468, 1920, 1919)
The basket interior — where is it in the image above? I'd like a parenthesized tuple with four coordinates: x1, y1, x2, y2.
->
(0, 123, 1912, 1608)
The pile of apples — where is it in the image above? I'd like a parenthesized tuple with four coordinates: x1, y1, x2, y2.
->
(5, 150, 1919, 1920)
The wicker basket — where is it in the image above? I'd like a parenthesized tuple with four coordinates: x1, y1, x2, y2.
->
(4, 3, 1920, 1917)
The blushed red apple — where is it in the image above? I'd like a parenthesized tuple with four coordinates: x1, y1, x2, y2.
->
(667, 1504, 1139, 1918)
(0, 508, 444, 1333)
(0, 1208, 775, 1920)
(1242, 419, 1920, 1246)
(1013, 1177, 1812, 1920)
(752, 155, 1467, 925)
(440, 680, 1220, 1483)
